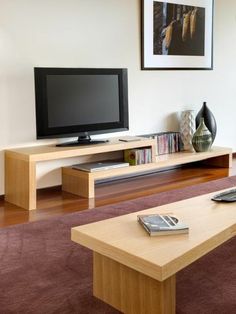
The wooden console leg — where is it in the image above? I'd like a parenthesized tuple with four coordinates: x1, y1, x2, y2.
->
(5, 152, 36, 210)
(62, 167, 95, 198)
(93, 252, 176, 314)
(203, 153, 232, 168)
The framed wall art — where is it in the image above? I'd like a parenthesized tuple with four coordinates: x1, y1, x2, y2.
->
(141, 0, 214, 70)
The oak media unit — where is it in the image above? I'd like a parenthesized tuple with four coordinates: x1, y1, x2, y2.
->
(5, 138, 232, 210)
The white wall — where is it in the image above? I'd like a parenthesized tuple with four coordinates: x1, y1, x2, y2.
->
(0, 0, 236, 195)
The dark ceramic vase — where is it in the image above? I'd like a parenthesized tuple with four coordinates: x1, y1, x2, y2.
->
(192, 118, 213, 152)
(196, 102, 217, 143)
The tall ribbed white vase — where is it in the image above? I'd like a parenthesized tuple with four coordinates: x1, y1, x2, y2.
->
(180, 110, 195, 151)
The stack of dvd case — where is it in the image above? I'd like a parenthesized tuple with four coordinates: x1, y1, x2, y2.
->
(124, 148, 152, 165)
(141, 132, 183, 155)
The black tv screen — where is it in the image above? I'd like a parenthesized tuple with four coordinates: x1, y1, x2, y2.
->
(34, 68, 129, 145)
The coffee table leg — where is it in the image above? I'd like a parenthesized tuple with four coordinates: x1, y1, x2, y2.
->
(93, 252, 175, 314)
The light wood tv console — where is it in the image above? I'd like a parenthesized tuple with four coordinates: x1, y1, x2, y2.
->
(5, 137, 232, 210)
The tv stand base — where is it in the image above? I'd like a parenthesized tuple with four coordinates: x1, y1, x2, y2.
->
(56, 135, 108, 147)
(56, 140, 108, 147)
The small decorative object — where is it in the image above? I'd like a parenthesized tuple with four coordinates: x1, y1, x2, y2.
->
(141, 0, 214, 70)
(180, 110, 195, 151)
(196, 102, 217, 143)
(192, 118, 212, 152)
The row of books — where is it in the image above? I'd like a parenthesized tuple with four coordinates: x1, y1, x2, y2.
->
(142, 132, 183, 155)
(124, 148, 152, 165)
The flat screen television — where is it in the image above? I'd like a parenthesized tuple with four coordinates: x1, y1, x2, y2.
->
(34, 67, 129, 146)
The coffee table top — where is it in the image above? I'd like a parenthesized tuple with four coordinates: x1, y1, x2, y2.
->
(72, 189, 236, 281)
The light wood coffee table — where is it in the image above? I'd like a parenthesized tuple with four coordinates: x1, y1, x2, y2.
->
(72, 190, 236, 314)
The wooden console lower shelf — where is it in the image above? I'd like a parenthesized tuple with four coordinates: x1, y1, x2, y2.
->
(4, 138, 232, 210)
(62, 146, 233, 199)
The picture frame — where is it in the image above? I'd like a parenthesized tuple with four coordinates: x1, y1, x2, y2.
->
(141, 0, 214, 70)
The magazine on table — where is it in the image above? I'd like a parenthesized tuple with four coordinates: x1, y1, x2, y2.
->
(138, 214, 189, 236)
(211, 189, 236, 202)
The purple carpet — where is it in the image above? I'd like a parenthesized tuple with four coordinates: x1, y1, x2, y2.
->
(1, 176, 236, 314)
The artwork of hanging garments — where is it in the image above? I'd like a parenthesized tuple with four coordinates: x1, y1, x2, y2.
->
(159, 4, 204, 56)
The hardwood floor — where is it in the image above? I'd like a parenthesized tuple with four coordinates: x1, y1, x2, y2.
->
(0, 159, 236, 228)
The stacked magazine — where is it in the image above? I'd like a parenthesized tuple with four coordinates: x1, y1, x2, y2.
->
(138, 214, 189, 236)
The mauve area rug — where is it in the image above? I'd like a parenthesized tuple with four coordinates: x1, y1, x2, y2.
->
(1, 176, 236, 314)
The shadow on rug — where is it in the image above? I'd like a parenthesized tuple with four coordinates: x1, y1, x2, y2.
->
(0, 176, 236, 314)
